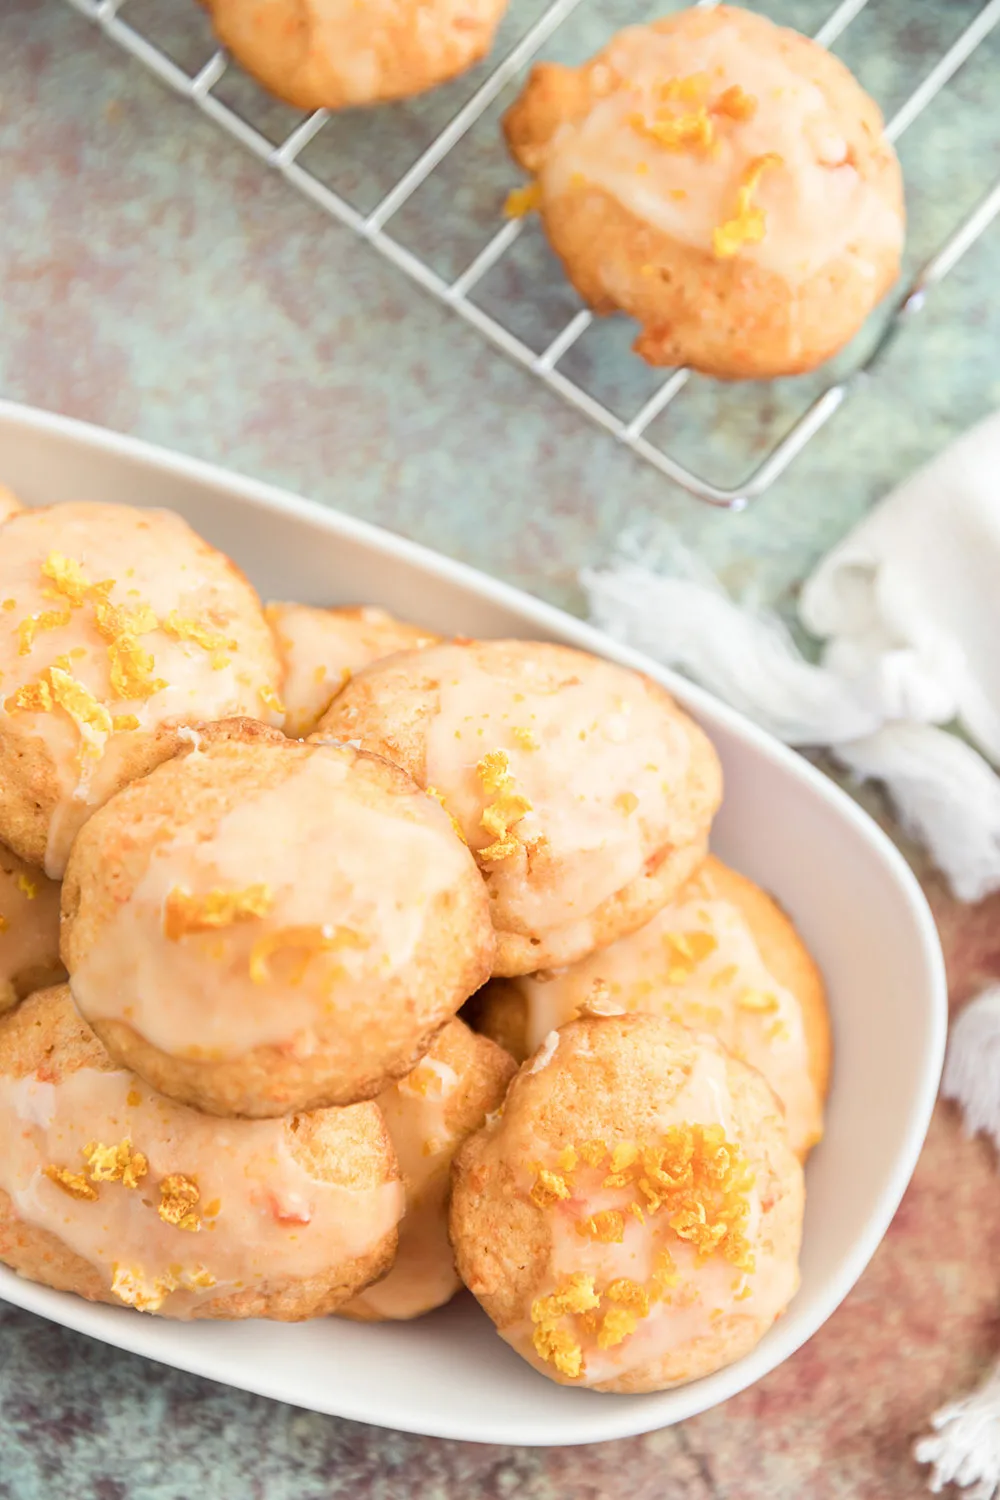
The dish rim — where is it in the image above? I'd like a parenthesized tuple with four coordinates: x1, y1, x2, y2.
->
(0, 399, 948, 1445)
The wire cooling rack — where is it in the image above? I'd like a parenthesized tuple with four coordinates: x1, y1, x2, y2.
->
(64, 0, 1000, 507)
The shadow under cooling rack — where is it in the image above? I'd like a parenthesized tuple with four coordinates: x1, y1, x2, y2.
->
(65, 0, 1000, 506)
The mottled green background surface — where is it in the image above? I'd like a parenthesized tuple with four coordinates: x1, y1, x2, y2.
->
(1, 2, 999, 1495)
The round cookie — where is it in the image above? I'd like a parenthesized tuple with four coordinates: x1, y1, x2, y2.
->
(317, 639, 722, 976)
(503, 4, 904, 379)
(0, 485, 23, 524)
(450, 1012, 803, 1392)
(266, 602, 439, 739)
(62, 722, 495, 1118)
(0, 842, 65, 1015)
(205, 0, 510, 111)
(470, 855, 830, 1158)
(342, 1018, 515, 1321)
(0, 502, 283, 876)
(0, 987, 403, 1319)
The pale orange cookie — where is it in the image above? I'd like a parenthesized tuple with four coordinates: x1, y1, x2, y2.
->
(266, 603, 439, 739)
(205, 0, 509, 111)
(0, 986, 403, 1320)
(0, 485, 23, 524)
(503, 5, 904, 378)
(0, 843, 65, 1015)
(0, 502, 283, 876)
(470, 855, 830, 1158)
(317, 639, 722, 976)
(450, 1013, 803, 1392)
(62, 722, 495, 1117)
(342, 1018, 515, 1321)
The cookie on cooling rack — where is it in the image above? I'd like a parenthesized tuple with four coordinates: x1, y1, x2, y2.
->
(0, 985, 404, 1320)
(469, 855, 831, 1159)
(503, 4, 904, 379)
(266, 603, 440, 739)
(342, 1018, 516, 1321)
(316, 638, 722, 977)
(204, 0, 510, 111)
(0, 842, 65, 1016)
(62, 722, 495, 1118)
(0, 502, 283, 876)
(450, 1012, 804, 1392)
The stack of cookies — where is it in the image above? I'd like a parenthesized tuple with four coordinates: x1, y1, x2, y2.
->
(0, 493, 829, 1392)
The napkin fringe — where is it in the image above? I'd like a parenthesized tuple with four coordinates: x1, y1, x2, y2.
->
(941, 987, 1000, 1152)
(915, 1360, 1000, 1499)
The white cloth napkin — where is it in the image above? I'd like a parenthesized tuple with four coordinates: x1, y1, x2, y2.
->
(583, 411, 1000, 1498)
(583, 410, 1000, 905)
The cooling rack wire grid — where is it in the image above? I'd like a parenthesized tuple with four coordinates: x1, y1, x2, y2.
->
(63, 0, 1000, 507)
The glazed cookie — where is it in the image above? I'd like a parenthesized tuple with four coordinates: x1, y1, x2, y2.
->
(0, 843, 65, 1015)
(470, 855, 830, 1158)
(0, 485, 23, 524)
(0, 987, 403, 1319)
(503, 5, 904, 378)
(0, 502, 282, 876)
(342, 1019, 515, 1321)
(62, 722, 495, 1117)
(205, 0, 509, 111)
(266, 603, 439, 739)
(450, 1013, 803, 1392)
(317, 640, 722, 976)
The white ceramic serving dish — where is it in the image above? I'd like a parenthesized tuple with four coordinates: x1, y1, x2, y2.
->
(0, 400, 946, 1446)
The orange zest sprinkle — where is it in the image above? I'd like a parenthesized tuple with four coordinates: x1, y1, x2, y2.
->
(630, 105, 714, 153)
(259, 684, 286, 716)
(161, 612, 237, 656)
(738, 988, 780, 1013)
(530, 1167, 572, 1208)
(576, 1209, 625, 1243)
(504, 181, 542, 219)
(425, 785, 467, 844)
(577, 1139, 607, 1167)
(44, 1164, 99, 1201)
(597, 1306, 639, 1349)
(657, 73, 710, 104)
(113, 713, 140, 732)
(476, 749, 533, 863)
(713, 84, 757, 121)
(532, 1273, 600, 1324)
(248, 923, 365, 986)
(16, 608, 72, 655)
(164, 884, 274, 941)
(84, 1138, 148, 1189)
(158, 1173, 201, 1232)
(713, 153, 783, 259)
(511, 725, 539, 751)
(16, 873, 37, 900)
